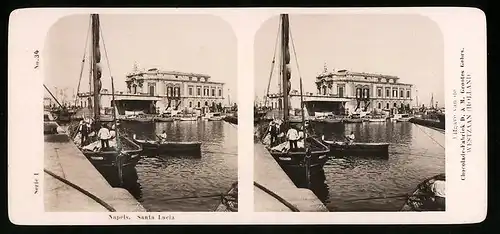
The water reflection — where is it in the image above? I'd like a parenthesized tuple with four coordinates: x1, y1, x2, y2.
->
(115, 120, 237, 212)
(310, 122, 445, 211)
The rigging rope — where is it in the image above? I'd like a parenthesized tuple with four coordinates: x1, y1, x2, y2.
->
(264, 22, 282, 107)
(99, 21, 124, 185)
(74, 17, 92, 106)
(289, 25, 309, 139)
(254, 181, 300, 212)
(44, 168, 117, 212)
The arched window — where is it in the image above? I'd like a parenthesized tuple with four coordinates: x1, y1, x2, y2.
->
(322, 86, 327, 95)
(189, 102, 192, 107)
(378, 102, 381, 109)
(401, 103, 404, 109)
(393, 103, 397, 107)
(197, 102, 200, 107)
(386, 103, 390, 109)
(205, 101, 208, 106)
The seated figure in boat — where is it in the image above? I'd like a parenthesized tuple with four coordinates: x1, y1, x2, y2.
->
(345, 131, 355, 145)
(429, 177, 445, 211)
(159, 130, 167, 143)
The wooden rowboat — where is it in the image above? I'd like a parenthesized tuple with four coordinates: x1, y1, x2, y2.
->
(133, 137, 202, 157)
(401, 173, 446, 211)
(321, 136, 389, 158)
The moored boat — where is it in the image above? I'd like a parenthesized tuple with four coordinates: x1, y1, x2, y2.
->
(133, 136, 202, 157)
(401, 173, 446, 211)
(268, 136, 330, 169)
(344, 114, 363, 123)
(80, 135, 143, 168)
(321, 136, 389, 158)
(368, 116, 387, 122)
(393, 113, 412, 122)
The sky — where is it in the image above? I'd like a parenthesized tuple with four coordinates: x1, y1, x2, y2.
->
(254, 14, 444, 107)
(44, 14, 237, 105)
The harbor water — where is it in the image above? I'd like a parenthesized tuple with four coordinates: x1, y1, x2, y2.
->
(307, 121, 445, 211)
(112, 120, 238, 212)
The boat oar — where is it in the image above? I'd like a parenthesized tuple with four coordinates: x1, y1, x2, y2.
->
(161, 193, 226, 202)
(346, 194, 428, 202)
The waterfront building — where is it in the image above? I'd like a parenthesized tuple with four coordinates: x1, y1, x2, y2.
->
(268, 67, 413, 116)
(77, 67, 225, 115)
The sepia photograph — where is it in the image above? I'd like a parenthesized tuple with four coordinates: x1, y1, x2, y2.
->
(43, 14, 238, 212)
(254, 14, 445, 212)
(8, 7, 486, 224)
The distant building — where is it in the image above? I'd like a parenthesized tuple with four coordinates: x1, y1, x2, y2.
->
(268, 67, 413, 115)
(77, 67, 225, 115)
(125, 67, 225, 113)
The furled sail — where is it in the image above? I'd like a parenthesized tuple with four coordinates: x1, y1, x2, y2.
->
(282, 14, 292, 94)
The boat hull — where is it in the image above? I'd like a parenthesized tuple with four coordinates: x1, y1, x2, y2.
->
(268, 137, 330, 170)
(344, 118, 363, 123)
(154, 117, 174, 122)
(323, 141, 389, 158)
(368, 118, 387, 122)
(208, 117, 223, 121)
(401, 173, 446, 211)
(134, 139, 202, 157)
(82, 136, 142, 168)
(214, 182, 238, 212)
(179, 117, 198, 121)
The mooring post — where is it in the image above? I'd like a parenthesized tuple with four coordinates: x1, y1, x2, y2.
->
(116, 153, 124, 186)
(305, 148, 312, 188)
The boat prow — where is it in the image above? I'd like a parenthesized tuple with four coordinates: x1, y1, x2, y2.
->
(401, 173, 446, 211)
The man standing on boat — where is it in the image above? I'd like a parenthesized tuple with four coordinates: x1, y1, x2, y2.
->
(79, 120, 90, 146)
(286, 125, 299, 150)
(268, 121, 278, 147)
(97, 124, 111, 150)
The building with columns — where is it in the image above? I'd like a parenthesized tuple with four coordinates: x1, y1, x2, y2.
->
(267, 66, 413, 116)
(77, 66, 225, 115)
(124, 67, 225, 113)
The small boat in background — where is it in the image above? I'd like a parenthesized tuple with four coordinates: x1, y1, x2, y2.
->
(392, 113, 412, 122)
(321, 136, 389, 158)
(123, 113, 154, 123)
(223, 113, 238, 124)
(179, 114, 198, 121)
(133, 135, 202, 157)
(154, 113, 174, 122)
(344, 114, 363, 123)
(401, 173, 446, 211)
(396, 114, 412, 122)
(367, 116, 387, 122)
(208, 112, 224, 121)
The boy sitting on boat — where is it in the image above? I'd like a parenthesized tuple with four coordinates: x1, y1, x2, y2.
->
(345, 131, 355, 145)
(158, 130, 168, 143)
